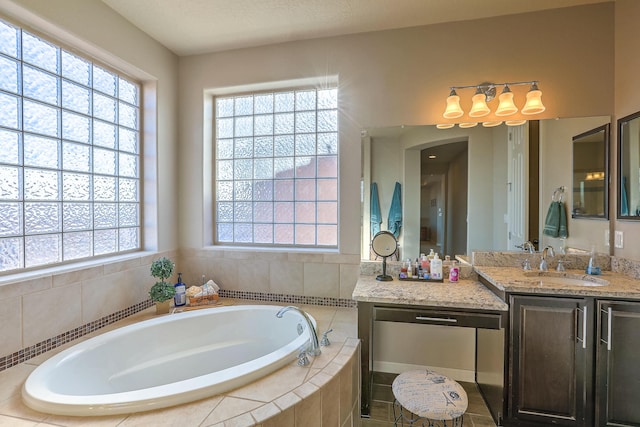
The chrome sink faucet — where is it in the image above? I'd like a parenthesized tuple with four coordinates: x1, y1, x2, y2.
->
(518, 241, 535, 253)
(540, 245, 555, 271)
(276, 306, 321, 356)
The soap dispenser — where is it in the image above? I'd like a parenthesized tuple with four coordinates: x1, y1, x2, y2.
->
(430, 253, 443, 280)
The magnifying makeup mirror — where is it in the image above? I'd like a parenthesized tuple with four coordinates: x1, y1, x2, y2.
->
(371, 231, 398, 281)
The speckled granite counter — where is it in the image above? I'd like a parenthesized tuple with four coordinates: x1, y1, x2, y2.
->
(475, 266, 640, 299)
(352, 275, 508, 311)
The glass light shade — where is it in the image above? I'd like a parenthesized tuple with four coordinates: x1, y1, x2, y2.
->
(522, 89, 545, 115)
(469, 93, 490, 118)
(436, 123, 454, 129)
(443, 94, 463, 119)
(482, 121, 503, 127)
(495, 91, 518, 116)
(458, 122, 478, 128)
(505, 119, 527, 126)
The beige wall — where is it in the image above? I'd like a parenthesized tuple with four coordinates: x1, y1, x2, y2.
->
(614, 0, 640, 261)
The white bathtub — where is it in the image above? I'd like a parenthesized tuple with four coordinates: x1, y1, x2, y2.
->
(22, 305, 314, 416)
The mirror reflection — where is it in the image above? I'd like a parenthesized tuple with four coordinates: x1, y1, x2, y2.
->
(361, 116, 611, 261)
(618, 111, 640, 219)
(571, 124, 609, 218)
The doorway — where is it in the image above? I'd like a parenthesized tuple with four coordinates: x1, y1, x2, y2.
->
(420, 141, 468, 257)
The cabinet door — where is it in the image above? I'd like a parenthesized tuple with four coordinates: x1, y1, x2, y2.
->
(509, 295, 593, 426)
(596, 301, 640, 426)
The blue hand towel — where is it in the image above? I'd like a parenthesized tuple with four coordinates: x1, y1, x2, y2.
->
(558, 201, 568, 238)
(370, 183, 382, 238)
(621, 176, 629, 216)
(388, 182, 402, 238)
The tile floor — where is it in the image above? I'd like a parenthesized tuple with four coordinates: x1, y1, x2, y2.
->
(361, 372, 497, 427)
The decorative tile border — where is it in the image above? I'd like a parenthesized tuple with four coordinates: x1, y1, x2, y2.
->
(0, 291, 356, 373)
(218, 289, 357, 308)
(0, 299, 153, 373)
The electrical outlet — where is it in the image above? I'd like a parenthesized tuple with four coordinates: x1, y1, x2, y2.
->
(615, 231, 624, 248)
(605, 229, 610, 247)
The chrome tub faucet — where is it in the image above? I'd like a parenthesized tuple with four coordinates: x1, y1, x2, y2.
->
(276, 306, 321, 356)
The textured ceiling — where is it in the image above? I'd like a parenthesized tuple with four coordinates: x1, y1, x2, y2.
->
(101, 0, 607, 56)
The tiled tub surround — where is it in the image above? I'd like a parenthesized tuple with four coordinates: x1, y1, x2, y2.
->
(178, 248, 361, 301)
(0, 301, 360, 427)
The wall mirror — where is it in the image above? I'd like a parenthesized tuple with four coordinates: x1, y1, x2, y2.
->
(618, 111, 640, 219)
(361, 116, 612, 260)
(571, 124, 609, 218)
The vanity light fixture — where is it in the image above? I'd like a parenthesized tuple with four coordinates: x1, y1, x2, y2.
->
(482, 121, 503, 127)
(438, 81, 545, 129)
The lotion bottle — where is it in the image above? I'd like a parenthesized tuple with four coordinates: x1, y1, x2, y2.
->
(430, 253, 443, 280)
(174, 272, 186, 307)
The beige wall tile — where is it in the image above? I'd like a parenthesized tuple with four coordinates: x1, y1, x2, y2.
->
(201, 396, 262, 425)
(321, 376, 340, 427)
(208, 257, 239, 290)
(250, 402, 280, 423)
(22, 284, 82, 347)
(52, 266, 103, 288)
(103, 258, 141, 275)
(0, 364, 35, 403)
(119, 395, 221, 427)
(269, 261, 303, 295)
(81, 272, 143, 324)
(228, 364, 309, 402)
(339, 357, 354, 423)
(294, 388, 321, 427)
(0, 276, 51, 300)
(0, 297, 22, 355)
(261, 406, 294, 427)
(303, 263, 339, 298)
(237, 259, 270, 293)
(339, 264, 359, 299)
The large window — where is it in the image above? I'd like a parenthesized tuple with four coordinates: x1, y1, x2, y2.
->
(215, 87, 338, 247)
(0, 19, 141, 273)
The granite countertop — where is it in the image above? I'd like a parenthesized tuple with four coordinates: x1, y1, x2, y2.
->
(352, 275, 509, 312)
(475, 266, 640, 299)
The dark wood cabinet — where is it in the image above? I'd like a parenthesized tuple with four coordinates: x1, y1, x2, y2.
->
(508, 295, 594, 426)
(596, 300, 640, 426)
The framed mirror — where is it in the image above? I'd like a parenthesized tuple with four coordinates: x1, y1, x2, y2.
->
(618, 111, 640, 219)
(571, 124, 609, 218)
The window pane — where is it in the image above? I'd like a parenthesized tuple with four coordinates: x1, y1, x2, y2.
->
(0, 237, 23, 271)
(119, 77, 138, 105)
(0, 20, 19, 58)
(119, 153, 138, 178)
(62, 80, 91, 114)
(93, 65, 116, 96)
(0, 203, 22, 236)
(0, 166, 20, 199)
(0, 92, 19, 129)
(23, 100, 59, 137)
(63, 203, 92, 231)
(274, 92, 294, 112)
(234, 96, 253, 116)
(24, 202, 60, 234)
(94, 176, 116, 201)
(24, 169, 59, 200)
(63, 142, 91, 172)
(22, 31, 59, 74)
(119, 203, 138, 227)
(94, 228, 117, 255)
(119, 178, 138, 202)
(25, 234, 61, 267)
(63, 231, 92, 260)
(318, 88, 338, 109)
(119, 227, 138, 251)
(61, 50, 90, 85)
(62, 111, 90, 143)
(93, 92, 116, 123)
(94, 120, 116, 149)
(0, 55, 19, 93)
(216, 98, 233, 118)
(94, 203, 117, 228)
(119, 127, 137, 153)
(119, 101, 137, 129)
(24, 134, 59, 169)
(295, 90, 316, 111)
(63, 172, 91, 201)
(93, 148, 116, 175)
(0, 129, 20, 165)
(23, 65, 59, 105)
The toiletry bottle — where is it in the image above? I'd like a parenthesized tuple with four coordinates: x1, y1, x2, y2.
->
(414, 258, 421, 277)
(174, 273, 186, 307)
(449, 261, 459, 282)
(421, 254, 429, 271)
(430, 253, 443, 280)
(427, 249, 435, 261)
(406, 258, 413, 278)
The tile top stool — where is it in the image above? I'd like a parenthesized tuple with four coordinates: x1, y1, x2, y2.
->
(392, 369, 468, 427)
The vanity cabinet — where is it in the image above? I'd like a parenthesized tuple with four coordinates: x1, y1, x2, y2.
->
(507, 295, 640, 427)
(595, 300, 640, 426)
(508, 295, 593, 426)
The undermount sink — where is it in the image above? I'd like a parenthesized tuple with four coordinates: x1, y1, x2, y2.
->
(523, 272, 609, 287)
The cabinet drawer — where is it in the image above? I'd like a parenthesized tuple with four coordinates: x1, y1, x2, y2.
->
(374, 306, 503, 329)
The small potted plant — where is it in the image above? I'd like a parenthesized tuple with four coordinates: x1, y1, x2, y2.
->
(149, 257, 175, 314)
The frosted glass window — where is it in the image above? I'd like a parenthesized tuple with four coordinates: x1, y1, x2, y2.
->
(215, 87, 338, 247)
(0, 17, 141, 272)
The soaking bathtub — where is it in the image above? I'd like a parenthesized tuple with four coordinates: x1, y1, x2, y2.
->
(22, 305, 315, 416)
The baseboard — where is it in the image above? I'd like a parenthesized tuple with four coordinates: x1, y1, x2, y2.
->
(373, 361, 476, 383)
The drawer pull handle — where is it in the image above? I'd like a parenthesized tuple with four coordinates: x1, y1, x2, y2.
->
(577, 306, 588, 349)
(415, 316, 457, 323)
